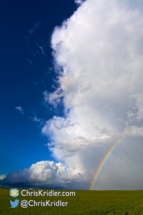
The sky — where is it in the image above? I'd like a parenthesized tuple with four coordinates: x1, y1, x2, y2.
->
(0, 0, 143, 190)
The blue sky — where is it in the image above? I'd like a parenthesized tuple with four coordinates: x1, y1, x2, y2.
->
(1, 0, 143, 189)
(0, 0, 76, 174)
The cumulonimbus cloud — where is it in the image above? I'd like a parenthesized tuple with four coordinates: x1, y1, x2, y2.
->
(42, 0, 143, 189)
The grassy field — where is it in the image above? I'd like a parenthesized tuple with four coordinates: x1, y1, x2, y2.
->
(0, 189, 143, 215)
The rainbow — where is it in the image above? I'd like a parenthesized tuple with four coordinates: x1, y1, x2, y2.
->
(89, 126, 137, 190)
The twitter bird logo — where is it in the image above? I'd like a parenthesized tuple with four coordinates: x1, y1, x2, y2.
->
(10, 199, 19, 208)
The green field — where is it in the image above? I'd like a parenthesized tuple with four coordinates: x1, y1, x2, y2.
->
(0, 189, 143, 215)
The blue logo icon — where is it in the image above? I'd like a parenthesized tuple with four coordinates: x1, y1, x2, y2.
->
(9, 188, 19, 197)
(10, 199, 19, 208)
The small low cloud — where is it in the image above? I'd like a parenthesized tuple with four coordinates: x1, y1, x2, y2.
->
(15, 106, 24, 114)
(1, 161, 91, 189)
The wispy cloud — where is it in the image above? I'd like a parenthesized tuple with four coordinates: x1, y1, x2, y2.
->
(26, 58, 33, 65)
(31, 116, 41, 123)
(29, 20, 41, 35)
(36, 43, 45, 55)
(15, 106, 24, 114)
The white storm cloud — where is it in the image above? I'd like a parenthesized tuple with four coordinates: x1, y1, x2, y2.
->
(42, 0, 143, 189)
